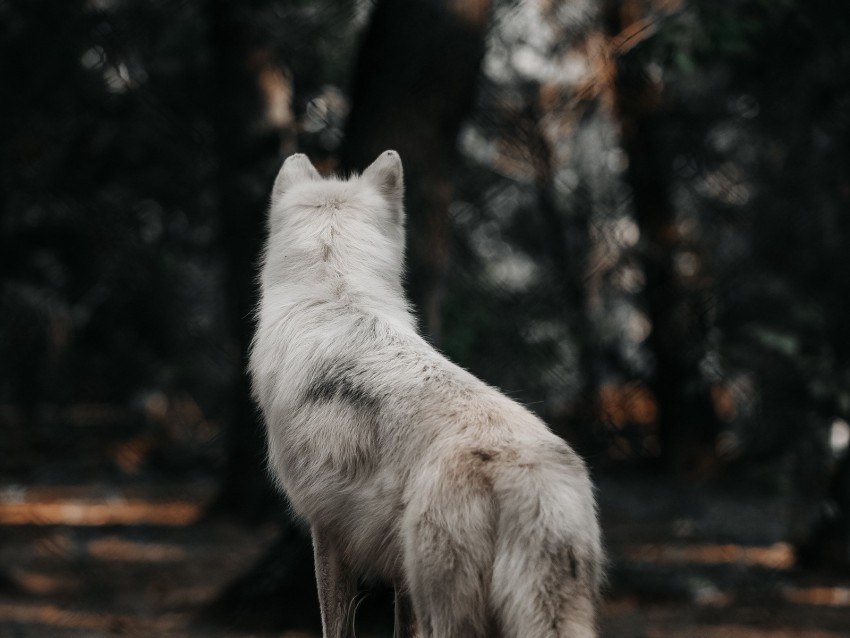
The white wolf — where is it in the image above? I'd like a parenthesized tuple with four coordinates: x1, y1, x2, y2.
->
(250, 151, 602, 638)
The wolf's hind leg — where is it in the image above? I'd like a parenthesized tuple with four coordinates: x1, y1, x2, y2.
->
(312, 528, 357, 638)
(403, 471, 498, 638)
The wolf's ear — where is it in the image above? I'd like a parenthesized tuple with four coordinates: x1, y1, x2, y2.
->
(272, 153, 321, 202)
(362, 150, 404, 210)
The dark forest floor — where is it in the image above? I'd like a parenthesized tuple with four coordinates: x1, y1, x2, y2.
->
(0, 417, 848, 637)
(0, 477, 848, 637)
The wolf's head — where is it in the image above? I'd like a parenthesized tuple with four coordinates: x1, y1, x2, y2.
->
(261, 151, 407, 311)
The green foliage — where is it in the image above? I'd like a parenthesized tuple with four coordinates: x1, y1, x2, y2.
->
(648, 0, 798, 73)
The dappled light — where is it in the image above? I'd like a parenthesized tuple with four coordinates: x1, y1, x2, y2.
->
(87, 537, 186, 562)
(12, 572, 79, 596)
(0, 602, 184, 634)
(0, 484, 207, 526)
(624, 542, 795, 570)
(0, 499, 202, 527)
(783, 587, 850, 608)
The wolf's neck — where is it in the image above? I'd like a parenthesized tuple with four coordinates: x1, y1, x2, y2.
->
(262, 262, 415, 336)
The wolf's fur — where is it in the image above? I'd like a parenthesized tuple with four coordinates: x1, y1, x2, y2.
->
(250, 151, 602, 637)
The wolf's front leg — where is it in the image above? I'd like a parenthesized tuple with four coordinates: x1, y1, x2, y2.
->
(393, 585, 417, 638)
(312, 528, 357, 638)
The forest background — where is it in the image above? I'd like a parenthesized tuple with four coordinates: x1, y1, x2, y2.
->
(2, 0, 850, 635)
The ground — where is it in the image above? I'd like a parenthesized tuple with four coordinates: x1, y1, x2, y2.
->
(1, 471, 849, 637)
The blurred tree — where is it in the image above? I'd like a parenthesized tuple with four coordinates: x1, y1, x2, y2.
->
(0, 0, 225, 462)
(208, 0, 368, 518)
(434, 0, 611, 450)
(606, 0, 721, 476)
(720, 0, 850, 567)
(207, 0, 366, 629)
(627, 0, 850, 564)
(206, 0, 289, 519)
(339, 0, 491, 342)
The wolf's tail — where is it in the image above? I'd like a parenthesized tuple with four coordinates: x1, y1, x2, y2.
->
(403, 442, 602, 637)
(489, 443, 602, 637)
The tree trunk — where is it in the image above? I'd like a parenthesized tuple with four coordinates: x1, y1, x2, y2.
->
(339, 0, 491, 343)
(607, 0, 719, 476)
(205, 1, 322, 628)
(524, 99, 600, 444)
(797, 443, 850, 571)
(208, 0, 290, 519)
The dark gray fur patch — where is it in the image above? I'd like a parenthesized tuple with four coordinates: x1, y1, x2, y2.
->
(470, 449, 497, 462)
(301, 361, 382, 414)
(300, 315, 384, 413)
(567, 546, 579, 579)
